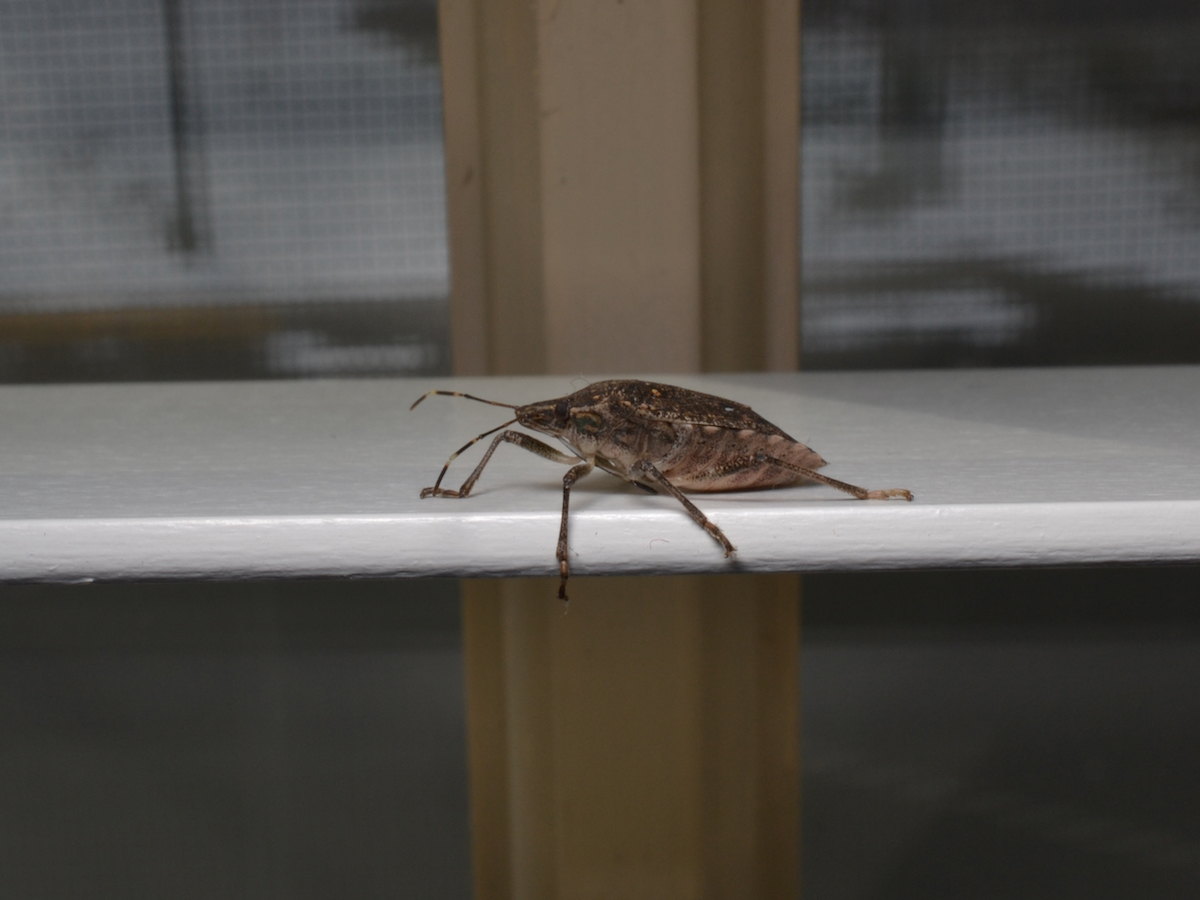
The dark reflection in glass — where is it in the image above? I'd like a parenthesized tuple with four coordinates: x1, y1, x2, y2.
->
(0, 578, 470, 900)
(802, 0, 1200, 368)
(803, 567, 1200, 900)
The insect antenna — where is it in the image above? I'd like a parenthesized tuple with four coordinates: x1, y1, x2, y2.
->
(410, 390, 519, 412)
(427, 418, 519, 493)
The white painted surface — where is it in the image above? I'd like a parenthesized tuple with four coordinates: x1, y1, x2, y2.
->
(2, 368, 1199, 582)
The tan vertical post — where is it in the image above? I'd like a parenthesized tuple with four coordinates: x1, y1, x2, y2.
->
(699, 0, 800, 372)
(439, 0, 801, 897)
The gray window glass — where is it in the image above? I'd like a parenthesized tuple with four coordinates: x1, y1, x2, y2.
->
(0, 0, 448, 380)
(802, 0, 1200, 368)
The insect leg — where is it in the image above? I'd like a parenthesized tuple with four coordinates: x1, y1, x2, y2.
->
(556, 459, 595, 602)
(754, 453, 913, 501)
(630, 460, 736, 557)
(421, 430, 580, 498)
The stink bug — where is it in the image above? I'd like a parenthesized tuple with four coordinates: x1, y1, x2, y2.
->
(411, 380, 913, 600)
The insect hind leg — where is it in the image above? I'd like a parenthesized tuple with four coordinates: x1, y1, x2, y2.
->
(753, 452, 913, 501)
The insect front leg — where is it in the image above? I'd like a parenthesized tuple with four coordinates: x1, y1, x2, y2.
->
(753, 453, 913, 501)
(421, 431, 581, 498)
(630, 460, 736, 558)
(556, 459, 595, 602)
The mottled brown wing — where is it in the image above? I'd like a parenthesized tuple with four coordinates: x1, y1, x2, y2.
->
(600, 379, 797, 440)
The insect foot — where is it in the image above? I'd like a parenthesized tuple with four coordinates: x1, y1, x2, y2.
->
(412, 379, 914, 602)
(865, 488, 913, 501)
(420, 487, 462, 498)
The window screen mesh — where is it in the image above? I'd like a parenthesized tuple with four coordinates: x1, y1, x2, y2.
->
(4, 0, 1200, 375)
(801, 0, 1200, 367)
(0, 0, 447, 379)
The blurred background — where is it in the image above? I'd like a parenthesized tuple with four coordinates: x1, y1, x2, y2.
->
(0, 0, 449, 381)
(801, 0, 1200, 369)
(1, 0, 1199, 897)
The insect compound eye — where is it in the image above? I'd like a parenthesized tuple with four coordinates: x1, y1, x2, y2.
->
(554, 400, 570, 424)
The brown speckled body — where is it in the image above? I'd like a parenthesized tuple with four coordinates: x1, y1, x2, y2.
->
(412, 379, 912, 601)
(520, 380, 828, 492)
